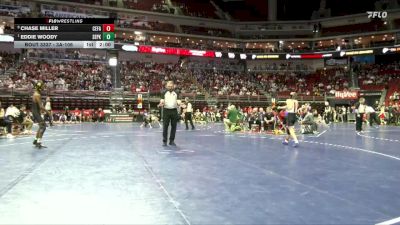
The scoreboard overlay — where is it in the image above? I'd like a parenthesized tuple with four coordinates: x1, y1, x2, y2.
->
(14, 18, 115, 49)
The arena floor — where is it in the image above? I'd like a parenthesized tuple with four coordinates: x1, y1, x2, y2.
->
(0, 122, 399, 225)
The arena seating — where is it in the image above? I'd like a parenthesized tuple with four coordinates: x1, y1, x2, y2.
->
(357, 62, 400, 92)
(117, 19, 176, 33)
(385, 79, 400, 106)
(0, 52, 19, 75)
(394, 19, 400, 29)
(122, 0, 166, 12)
(1, 47, 399, 112)
(322, 21, 385, 36)
(171, 0, 219, 19)
(181, 26, 232, 37)
(2, 60, 112, 91)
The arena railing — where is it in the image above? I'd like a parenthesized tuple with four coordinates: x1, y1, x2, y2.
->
(1, 87, 326, 104)
(0, 88, 111, 98)
(276, 94, 325, 103)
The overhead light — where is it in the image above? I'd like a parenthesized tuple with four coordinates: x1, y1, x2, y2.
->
(384, 21, 387, 25)
(371, 36, 375, 39)
(0, 34, 13, 42)
(382, 47, 389, 54)
(134, 31, 142, 35)
(108, 57, 118, 66)
(122, 45, 138, 52)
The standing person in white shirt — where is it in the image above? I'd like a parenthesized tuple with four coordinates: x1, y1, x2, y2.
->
(184, 97, 195, 130)
(366, 105, 380, 127)
(45, 97, 53, 126)
(158, 81, 179, 146)
(354, 97, 367, 132)
(3, 104, 19, 138)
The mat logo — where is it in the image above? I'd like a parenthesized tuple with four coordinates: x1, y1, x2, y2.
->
(335, 91, 359, 99)
(367, 11, 387, 18)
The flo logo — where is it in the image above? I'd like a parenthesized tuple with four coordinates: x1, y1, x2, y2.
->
(367, 11, 387, 18)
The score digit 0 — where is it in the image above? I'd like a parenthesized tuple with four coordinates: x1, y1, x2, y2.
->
(102, 32, 115, 41)
(102, 24, 114, 32)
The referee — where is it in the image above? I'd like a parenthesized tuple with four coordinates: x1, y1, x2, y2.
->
(159, 81, 179, 146)
(45, 97, 53, 126)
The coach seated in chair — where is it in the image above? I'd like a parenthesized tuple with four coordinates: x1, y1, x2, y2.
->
(0, 101, 13, 138)
(18, 105, 34, 134)
(5, 104, 33, 135)
(248, 108, 261, 132)
(263, 107, 275, 132)
(300, 108, 318, 134)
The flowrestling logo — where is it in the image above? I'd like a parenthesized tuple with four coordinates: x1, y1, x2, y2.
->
(367, 11, 387, 18)
(335, 91, 359, 99)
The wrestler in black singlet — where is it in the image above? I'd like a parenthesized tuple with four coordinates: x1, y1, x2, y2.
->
(32, 81, 47, 148)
